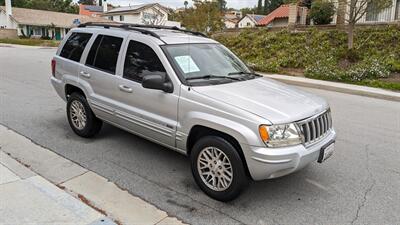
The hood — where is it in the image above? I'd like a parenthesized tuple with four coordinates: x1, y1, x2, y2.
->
(192, 77, 329, 124)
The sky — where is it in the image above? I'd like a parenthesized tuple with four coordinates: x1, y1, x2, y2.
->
(105, 0, 259, 9)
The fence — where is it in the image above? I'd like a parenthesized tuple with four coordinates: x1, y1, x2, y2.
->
(0, 29, 18, 39)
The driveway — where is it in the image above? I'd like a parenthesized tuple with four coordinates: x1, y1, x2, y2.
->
(1, 45, 399, 225)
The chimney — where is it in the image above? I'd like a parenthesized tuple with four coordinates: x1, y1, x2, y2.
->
(5, 0, 12, 28)
(5, 0, 12, 16)
(103, 0, 107, 12)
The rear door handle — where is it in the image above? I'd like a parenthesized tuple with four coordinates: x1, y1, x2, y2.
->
(80, 71, 91, 78)
(119, 85, 133, 93)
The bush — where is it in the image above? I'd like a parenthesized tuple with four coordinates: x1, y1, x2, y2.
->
(214, 26, 400, 90)
(308, 0, 335, 25)
(341, 58, 390, 82)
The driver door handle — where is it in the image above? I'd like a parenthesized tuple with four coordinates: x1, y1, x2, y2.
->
(80, 71, 91, 78)
(119, 85, 133, 93)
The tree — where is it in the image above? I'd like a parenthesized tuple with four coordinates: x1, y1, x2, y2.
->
(257, 0, 263, 14)
(345, 0, 392, 49)
(0, 0, 79, 13)
(172, 1, 223, 32)
(241, 7, 257, 15)
(78, 0, 95, 5)
(263, 0, 270, 14)
(184, 0, 188, 10)
(268, 0, 284, 12)
(308, 0, 335, 25)
(217, 0, 226, 12)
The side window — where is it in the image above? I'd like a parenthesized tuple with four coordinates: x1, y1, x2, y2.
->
(60, 32, 92, 62)
(123, 41, 166, 83)
(86, 35, 123, 74)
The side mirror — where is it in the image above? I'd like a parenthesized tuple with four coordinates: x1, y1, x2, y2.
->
(142, 73, 173, 93)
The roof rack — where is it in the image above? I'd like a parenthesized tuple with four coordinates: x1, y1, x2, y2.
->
(78, 22, 162, 39)
(78, 22, 208, 40)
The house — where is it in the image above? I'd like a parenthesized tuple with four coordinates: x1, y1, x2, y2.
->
(225, 10, 242, 18)
(238, 14, 266, 28)
(223, 10, 242, 29)
(79, 4, 103, 17)
(333, 0, 400, 24)
(224, 18, 239, 29)
(100, 3, 180, 27)
(0, 5, 110, 40)
(257, 4, 307, 27)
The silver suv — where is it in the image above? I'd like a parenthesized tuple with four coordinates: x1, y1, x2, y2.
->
(51, 23, 336, 201)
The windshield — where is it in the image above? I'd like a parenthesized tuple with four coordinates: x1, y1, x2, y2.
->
(163, 43, 256, 85)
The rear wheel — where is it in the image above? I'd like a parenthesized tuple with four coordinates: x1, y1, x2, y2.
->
(67, 93, 102, 138)
(190, 136, 247, 201)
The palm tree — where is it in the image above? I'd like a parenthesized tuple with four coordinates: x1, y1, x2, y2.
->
(184, 0, 188, 10)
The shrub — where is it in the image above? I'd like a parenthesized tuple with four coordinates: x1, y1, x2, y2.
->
(341, 58, 390, 82)
(308, 0, 335, 25)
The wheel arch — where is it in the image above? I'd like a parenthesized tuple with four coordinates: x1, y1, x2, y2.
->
(65, 84, 86, 99)
(187, 125, 251, 178)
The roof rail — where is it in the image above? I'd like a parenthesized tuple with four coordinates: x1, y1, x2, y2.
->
(123, 23, 208, 38)
(78, 22, 208, 39)
(78, 22, 162, 40)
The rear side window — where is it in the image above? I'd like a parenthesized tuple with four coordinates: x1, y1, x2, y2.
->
(123, 41, 166, 83)
(60, 32, 92, 62)
(86, 35, 123, 74)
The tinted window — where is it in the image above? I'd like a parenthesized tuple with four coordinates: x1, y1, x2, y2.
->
(86, 35, 123, 74)
(123, 41, 166, 83)
(60, 32, 92, 62)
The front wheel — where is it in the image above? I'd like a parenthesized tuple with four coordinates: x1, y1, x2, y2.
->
(190, 136, 248, 202)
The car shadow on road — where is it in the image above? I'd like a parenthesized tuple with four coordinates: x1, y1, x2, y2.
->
(89, 122, 332, 210)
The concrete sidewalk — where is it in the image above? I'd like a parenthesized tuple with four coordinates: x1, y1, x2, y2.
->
(261, 73, 400, 102)
(0, 125, 185, 225)
(0, 152, 116, 225)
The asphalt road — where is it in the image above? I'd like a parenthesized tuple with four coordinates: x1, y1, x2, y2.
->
(1, 45, 400, 225)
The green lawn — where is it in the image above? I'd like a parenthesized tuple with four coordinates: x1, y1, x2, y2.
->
(0, 38, 60, 47)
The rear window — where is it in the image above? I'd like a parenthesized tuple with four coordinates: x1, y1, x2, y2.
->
(60, 32, 92, 62)
(86, 35, 123, 74)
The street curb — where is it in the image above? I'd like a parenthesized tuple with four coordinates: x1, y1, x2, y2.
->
(0, 43, 58, 49)
(260, 73, 400, 102)
(0, 125, 186, 225)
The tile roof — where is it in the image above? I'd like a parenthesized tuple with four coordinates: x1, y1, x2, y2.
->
(257, 4, 289, 26)
(0, 7, 110, 28)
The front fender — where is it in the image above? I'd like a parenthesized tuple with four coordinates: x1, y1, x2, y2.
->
(176, 111, 262, 153)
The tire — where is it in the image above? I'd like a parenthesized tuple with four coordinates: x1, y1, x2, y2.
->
(190, 136, 248, 202)
(66, 93, 102, 138)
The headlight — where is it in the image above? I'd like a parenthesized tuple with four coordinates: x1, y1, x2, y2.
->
(259, 123, 302, 147)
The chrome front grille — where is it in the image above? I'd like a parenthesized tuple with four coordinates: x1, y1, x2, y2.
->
(297, 110, 332, 146)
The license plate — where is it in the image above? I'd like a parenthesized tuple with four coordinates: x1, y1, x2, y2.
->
(318, 142, 335, 163)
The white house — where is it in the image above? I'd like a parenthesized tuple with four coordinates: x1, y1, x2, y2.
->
(100, 3, 181, 27)
(0, 0, 109, 40)
(224, 18, 238, 29)
(333, 0, 400, 24)
(238, 14, 266, 28)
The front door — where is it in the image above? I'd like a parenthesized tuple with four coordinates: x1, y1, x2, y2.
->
(114, 39, 179, 148)
(55, 28, 61, 40)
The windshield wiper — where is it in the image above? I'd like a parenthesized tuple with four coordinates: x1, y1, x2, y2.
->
(186, 74, 240, 81)
(228, 71, 261, 76)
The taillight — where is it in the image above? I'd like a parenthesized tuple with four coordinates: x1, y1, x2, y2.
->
(51, 59, 56, 77)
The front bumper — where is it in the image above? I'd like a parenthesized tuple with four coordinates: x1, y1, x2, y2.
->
(244, 129, 336, 180)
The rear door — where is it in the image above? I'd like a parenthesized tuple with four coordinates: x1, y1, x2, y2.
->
(78, 33, 127, 122)
(57, 32, 93, 88)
